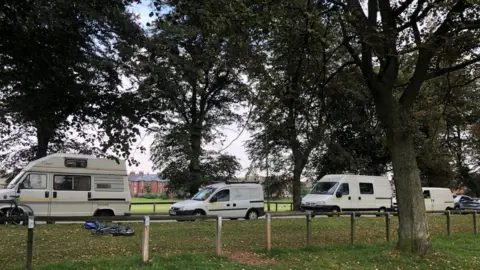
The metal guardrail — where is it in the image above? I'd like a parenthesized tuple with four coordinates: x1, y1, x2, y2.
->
(6, 209, 480, 270)
(130, 201, 295, 212)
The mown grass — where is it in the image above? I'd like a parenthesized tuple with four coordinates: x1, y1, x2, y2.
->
(1, 214, 479, 269)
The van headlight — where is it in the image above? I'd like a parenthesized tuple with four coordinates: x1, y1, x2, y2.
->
(316, 201, 326, 205)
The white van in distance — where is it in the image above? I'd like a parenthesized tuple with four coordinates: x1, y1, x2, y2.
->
(169, 182, 265, 220)
(0, 153, 131, 219)
(392, 187, 454, 212)
(301, 174, 393, 214)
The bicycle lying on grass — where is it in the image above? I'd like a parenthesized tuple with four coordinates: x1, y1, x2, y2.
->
(84, 221, 135, 236)
(0, 196, 33, 225)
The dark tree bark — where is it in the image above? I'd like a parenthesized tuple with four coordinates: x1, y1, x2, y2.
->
(292, 151, 307, 210)
(386, 108, 431, 253)
(35, 127, 53, 160)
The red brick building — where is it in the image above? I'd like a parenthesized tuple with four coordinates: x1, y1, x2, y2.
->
(128, 171, 173, 198)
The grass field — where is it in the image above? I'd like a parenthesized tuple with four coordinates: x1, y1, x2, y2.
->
(1, 215, 479, 269)
(130, 198, 294, 214)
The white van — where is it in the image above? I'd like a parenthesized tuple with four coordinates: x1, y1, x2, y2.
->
(0, 153, 131, 219)
(301, 174, 393, 214)
(169, 182, 265, 220)
(392, 187, 454, 212)
(423, 187, 454, 211)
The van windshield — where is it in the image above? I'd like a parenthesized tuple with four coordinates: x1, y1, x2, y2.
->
(6, 172, 25, 189)
(311, 182, 339, 195)
(192, 188, 217, 201)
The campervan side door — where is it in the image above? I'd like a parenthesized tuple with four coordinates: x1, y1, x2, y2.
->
(358, 179, 376, 209)
(335, 181, 352, 210)
(49, 174, 93, 216)
(16, 172, 51, 216)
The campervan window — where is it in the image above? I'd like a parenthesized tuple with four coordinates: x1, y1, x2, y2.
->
(93, 175, 124, 192)
(359, 183, 374, 194)
(54, 175, 91, 191)
(64, 159, 87, 168)
(22, 174, 47, 189)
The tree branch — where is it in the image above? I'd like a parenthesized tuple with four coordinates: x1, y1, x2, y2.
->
(427, 56, 480, 79)
(397, 2, 433, 32)
(322, 61, 356, 87)
(393, 0, 415, 17)
(399, 2, 472, 108)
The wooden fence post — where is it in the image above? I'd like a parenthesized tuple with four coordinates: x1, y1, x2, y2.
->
(153, 203, 156, 214)
(266, 212, 271, 251)
(142, 216, 150, 262)
(275, 203, 278, 212)
(385, 213, 390, 242)
(447, 210, 451, 236)
(216, 216, 222, 256)
(306, 212, 312, 248)
(350, 212, 356, 245)
(26, 215, 34, 270)
(474, 211, 478, 236)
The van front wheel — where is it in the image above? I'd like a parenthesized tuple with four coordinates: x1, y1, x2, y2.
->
(245, 209, 258, 220)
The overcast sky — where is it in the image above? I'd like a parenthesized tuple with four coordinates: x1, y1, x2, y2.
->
(125, 3, 252, 176)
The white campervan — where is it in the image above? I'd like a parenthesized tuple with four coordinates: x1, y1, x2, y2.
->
(0, 153, 131, 219)
(169, 182, 265, 220)
(301, 174, 393, 214)
(393, 187, 454, 212)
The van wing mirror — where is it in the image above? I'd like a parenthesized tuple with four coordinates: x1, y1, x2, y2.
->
(17, 183, 23, 192)
(210, 197, 217, 203)
(335, 191, 342, 198)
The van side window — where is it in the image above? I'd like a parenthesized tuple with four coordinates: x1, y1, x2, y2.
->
(359, 183, 374, 194)
(21, 174, 47, 189)
(423, 190, 431, 199)
(214, 190, 230, 202)
(338, 183, 349, 195)
(54, 175, 91, 191)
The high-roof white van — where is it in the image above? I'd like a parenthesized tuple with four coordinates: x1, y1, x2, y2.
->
(392, 187, 454, 212)
(169, 182, 265, 220)
(301, 174, 393, 214)
(0, 153, 131, 219)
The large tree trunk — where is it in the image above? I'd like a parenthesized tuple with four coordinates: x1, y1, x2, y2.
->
(292, 151, 307, 210)
(188, 124, 203, 195)
(387, 109, 432, 254)
(35, 127, 52, 159)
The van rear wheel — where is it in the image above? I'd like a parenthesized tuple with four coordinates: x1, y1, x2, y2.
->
(376, 207, 387, 217)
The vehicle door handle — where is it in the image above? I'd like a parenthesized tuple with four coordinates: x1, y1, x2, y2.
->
(358, 197, 361, 200)
(53, 191, 57, 198)
(348, 196, 351, 200)
(226, 204, 230, 207)
(88, 192, 91, 199)
(45, 191, 49, 198)
(233, 203, 237, 207)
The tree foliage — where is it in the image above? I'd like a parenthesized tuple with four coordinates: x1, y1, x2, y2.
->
(246, 0, 361, 210)
(0, 0, 148, 176)
(325, 0, 480, 254)
(140, 0, 261, 193)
